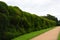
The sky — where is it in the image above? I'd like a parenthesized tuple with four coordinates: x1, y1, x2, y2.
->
(0, 0, 60, 20)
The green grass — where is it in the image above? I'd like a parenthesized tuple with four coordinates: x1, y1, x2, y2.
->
(12, 28, 53, 40)
(58, 33, 60, 40)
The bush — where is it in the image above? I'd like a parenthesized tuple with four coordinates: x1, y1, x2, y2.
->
(0, 1, 56, 40)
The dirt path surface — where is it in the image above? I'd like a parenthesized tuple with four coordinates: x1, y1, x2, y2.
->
(31, 27, 60, 40)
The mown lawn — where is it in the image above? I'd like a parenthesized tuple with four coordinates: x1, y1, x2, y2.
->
(58, 33, 60, 40)
(12, 28, 53, 40)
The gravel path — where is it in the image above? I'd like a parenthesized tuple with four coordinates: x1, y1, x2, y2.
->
(31, 27, 60, 40)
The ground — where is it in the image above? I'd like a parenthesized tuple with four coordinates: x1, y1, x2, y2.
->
(31, 26, 60, 40)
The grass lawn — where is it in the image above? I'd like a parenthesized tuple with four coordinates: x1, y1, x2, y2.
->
(12, 28, 53, 40)
(58, 33, 60, 40)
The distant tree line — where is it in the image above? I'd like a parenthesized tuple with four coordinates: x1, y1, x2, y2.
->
(0, 1, 58, 40)
(43, 14, 60, 26)
(57, 20, 60, 26)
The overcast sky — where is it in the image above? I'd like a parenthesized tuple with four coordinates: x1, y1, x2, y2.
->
(0, 0, 60, 20)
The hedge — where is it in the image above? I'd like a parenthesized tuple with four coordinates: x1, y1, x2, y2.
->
(0, 1, 56, 40)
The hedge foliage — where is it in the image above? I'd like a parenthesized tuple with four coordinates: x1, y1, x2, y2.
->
(0, 1, 56, 40)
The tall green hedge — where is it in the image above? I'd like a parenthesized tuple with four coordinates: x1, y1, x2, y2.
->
(0, 1, 56, 40)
